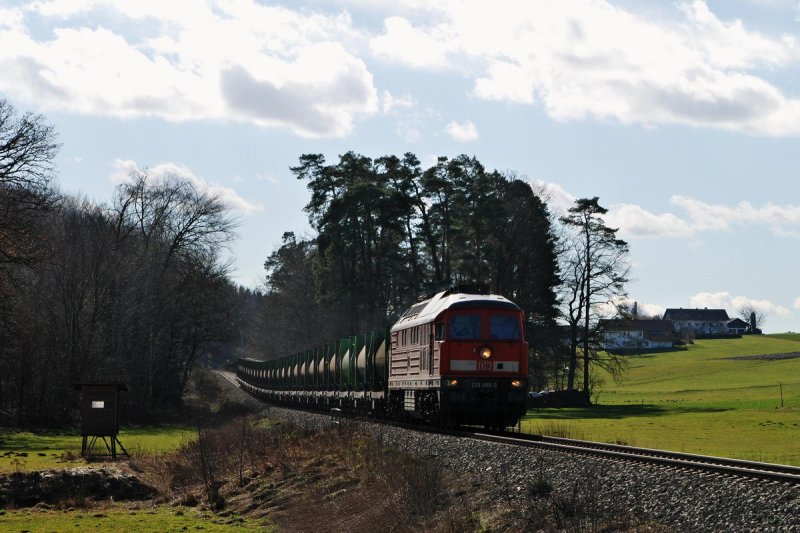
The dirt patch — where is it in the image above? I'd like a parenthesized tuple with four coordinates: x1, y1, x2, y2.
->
(0, 467, 155, 508)
(724, 352, 800, 361)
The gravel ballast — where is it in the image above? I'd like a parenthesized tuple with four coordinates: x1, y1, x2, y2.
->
(268, 405, 800, 532)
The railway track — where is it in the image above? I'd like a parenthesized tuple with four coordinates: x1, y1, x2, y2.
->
(215, 370, 800, 486)
(447, 429, 800, 485)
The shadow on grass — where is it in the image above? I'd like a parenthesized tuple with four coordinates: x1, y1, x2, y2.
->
(524, 404, 731, 421)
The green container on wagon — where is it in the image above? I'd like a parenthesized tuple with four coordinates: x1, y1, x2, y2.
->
(294, 352, 303, 388)
(327, 342, 338, 389)
(298, 351, 307, 388)
(295, 352, 303, 388)
(283, 355, 292, 389)
(315, 346, 325, 389)
(318, 344, 329, 388)
(308, 347, 317, 388)
(305, 348, 314, 389)
(355, 333, 368, 391)
(370, 330, 388, 392)
(338, 337, 355, 391)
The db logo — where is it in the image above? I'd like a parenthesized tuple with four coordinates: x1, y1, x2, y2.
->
(478, 361, 491, 371)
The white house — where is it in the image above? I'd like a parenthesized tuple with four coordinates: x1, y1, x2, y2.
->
(662, 308, 730, 337)
(600, 319, 674, 351)
(727, 318, 748, 335)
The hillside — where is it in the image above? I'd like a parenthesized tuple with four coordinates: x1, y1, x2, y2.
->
(522, 334, 800, 465)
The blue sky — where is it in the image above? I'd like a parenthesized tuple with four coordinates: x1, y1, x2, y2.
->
(2, 0, 800, 332)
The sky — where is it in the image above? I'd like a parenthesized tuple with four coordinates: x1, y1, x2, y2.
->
(1, 0, 800, 332)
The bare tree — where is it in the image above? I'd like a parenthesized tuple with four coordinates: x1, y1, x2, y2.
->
(110, 172, 239, 405)
(0, 99, 60, 274)
(739, 305, 766, 333)
(560, 233, 586, 391)
(561, 197, 630, 393)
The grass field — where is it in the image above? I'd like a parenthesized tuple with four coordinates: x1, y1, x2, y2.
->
(521, 334, 800, 465)
(0, 426, 196, 473)
(0, 506, 274, 532)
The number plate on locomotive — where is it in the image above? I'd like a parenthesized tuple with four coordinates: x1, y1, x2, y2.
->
(472, 382, 497, 388)
(478, 361, 491, 371)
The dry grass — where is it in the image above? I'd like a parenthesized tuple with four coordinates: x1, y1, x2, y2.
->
(531, 420, 587, 440)
(132, 416, 480, 532)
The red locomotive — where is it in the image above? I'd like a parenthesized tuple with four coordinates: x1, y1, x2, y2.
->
(236, 285, 529, 429)
(388, 285, 528, 429)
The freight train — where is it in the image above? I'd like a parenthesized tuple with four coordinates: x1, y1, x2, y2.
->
(236, 285, 529, 429)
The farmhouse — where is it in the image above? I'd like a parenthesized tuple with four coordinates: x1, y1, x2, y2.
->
(600, 319, 674, 351)
(662, 308, 730, 337)
(727, 318, 749, 335)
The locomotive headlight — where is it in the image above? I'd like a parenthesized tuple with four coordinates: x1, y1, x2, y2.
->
(511, 379, 524, 388)
(447, 379, 459, 387)
(479, 346, 492, 359)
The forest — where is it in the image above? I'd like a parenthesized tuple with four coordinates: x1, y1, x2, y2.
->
(0, 99, 628, 426)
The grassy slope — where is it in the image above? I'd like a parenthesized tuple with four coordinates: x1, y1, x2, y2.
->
(521, 334, 800, 465)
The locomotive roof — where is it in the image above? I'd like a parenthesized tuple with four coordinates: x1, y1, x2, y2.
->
(391, 289, 519, 332)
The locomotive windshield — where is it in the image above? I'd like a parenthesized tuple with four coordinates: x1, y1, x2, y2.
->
(449, 314, 481, 340)
(447, 313, 521, 340)
(489, 315, 520, 340)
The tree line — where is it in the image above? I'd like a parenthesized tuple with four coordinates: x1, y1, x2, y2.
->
(249, 152, 630, 395)
(0, 99, 247, 425)
(1, 97, 630, 424)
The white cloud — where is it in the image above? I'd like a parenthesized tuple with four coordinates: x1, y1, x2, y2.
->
(370, 16, 455, 69)
(392, 107, 439, 143)
(444, 119, 478, 142)
(8, 0, 800, 137)
(110, 159, 262, 214)
(599, 296, 665, 319)
(670, 196, 800, 236)
(638, 302, 667, 318)
(794, 296, 800, 310)
(381, 90, 417, 114)
(0, 1, 377, 137)
(688, 291, 791, 317)
(534, 181, 800, 240)
(530, 180, 575, 215)
(255, 172, 280, 185)
(0, 5, 24, 31)
(371, 0, 800, 136)
(606, 204, 694, 239)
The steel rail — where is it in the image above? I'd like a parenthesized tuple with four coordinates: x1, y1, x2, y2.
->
(453, 430, 800, 485)
(219, 371, 800, 485)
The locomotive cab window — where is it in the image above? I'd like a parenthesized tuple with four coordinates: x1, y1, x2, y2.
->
(449, 315, 481, 340)
(434, 322, 445, 340)
(490, 315, 521, 340)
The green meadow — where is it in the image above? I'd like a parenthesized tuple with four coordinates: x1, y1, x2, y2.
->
(521, 334, 800, 465)
(0, 426, 196, 473)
